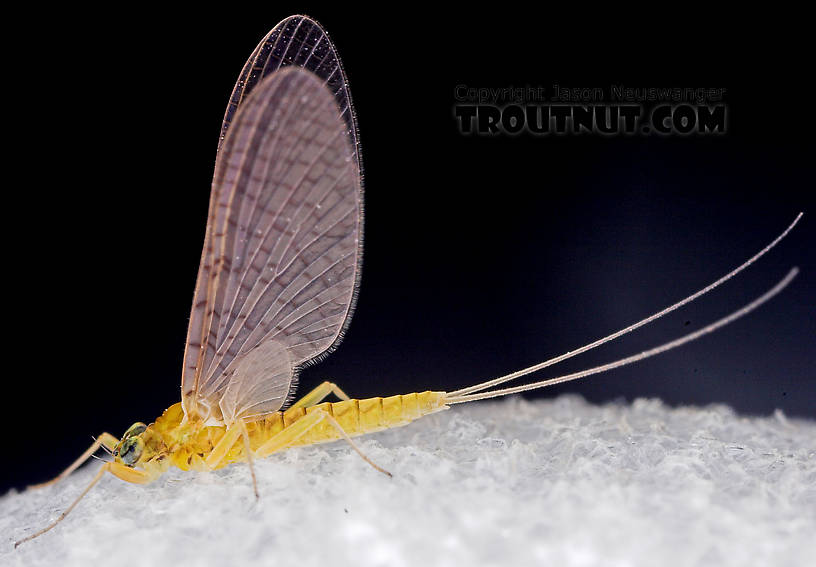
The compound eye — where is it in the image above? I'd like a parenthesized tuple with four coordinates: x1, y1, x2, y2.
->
(123, 422, 147, 438)
(119, 436, 144, 466)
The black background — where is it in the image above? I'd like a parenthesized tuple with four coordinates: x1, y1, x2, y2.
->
(4, 7, 813, 493)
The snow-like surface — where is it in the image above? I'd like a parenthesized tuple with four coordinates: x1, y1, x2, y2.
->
(3, 395, 815, 566)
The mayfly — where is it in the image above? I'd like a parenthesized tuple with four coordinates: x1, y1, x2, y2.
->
(16, 15, 802, 547)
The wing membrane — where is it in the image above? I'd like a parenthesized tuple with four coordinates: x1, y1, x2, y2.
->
(182, 62, 362, 424)
(219, 15, 358, 154)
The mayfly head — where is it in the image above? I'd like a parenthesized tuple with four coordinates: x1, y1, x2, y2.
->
(114, 422, 147, 467)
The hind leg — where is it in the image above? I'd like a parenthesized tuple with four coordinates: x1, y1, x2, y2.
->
(288, 381, 351, 409)
(255, 409, 391, 477)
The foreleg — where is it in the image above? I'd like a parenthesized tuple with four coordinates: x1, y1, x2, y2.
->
(15, 461, 153, 548)
(28, 432, 119, 489)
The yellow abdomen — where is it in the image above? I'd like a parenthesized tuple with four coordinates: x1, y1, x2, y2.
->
(156, 392, 448, 472)
(281, 390, 448, 447)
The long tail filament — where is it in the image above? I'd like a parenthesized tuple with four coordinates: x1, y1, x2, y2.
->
(447, 213, 802, 402)
(446, 267, 798, 404)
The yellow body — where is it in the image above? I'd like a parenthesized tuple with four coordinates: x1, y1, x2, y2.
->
(136, 391, 448, 480)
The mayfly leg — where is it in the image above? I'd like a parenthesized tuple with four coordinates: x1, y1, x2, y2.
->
(288, 381, 351, 409)
(203, 419, 260, 499)
(205, 425, 244, 470)
(202, 405, 392, 501)
(237, 420, 259, 500)
(255, 409, 393, 477)
(319, 411, 392, 478)
(15, 461, 153, 548)
(28, 432, 120, 489)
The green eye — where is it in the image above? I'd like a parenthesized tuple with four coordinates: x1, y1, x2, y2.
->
(123, 422, 147, 438)
(116, 422, 147, 466)
(118, 436, 144, 466)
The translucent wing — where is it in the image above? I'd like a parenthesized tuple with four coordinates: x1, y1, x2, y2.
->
(181, 65, 363, 425)
(219, 15, 358, 155)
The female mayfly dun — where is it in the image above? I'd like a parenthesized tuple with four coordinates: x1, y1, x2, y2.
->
(15, 15, 802, 547)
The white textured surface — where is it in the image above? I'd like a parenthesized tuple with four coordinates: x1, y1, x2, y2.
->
(4, 395, 815, 566)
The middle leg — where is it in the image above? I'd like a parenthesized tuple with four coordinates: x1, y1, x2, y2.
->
(204, 420, 259, 498)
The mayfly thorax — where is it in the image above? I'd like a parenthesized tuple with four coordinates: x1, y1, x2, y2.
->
(14, 15, 802, 548)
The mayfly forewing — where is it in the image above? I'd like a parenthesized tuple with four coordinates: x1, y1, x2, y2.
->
(182, 66, 363, 425)
(215, 16, 360, 340)
(219, 15, 358, 154)
(213, 16, 363, 371)
(182, 16, 363, 423)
